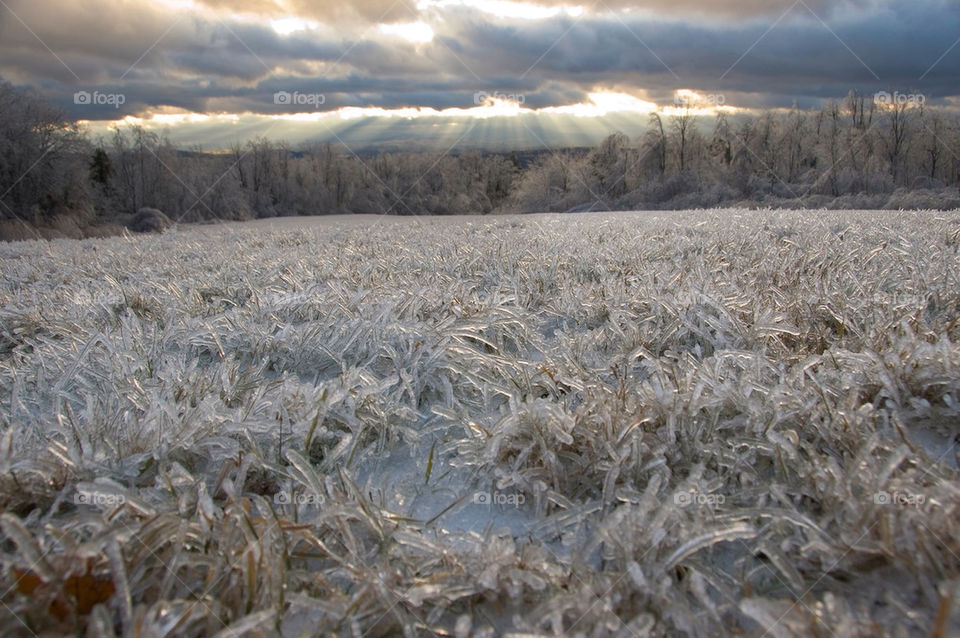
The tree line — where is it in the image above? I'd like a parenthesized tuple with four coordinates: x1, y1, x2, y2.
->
(509, 93, 960, 213)
(2, 78, 959, 239)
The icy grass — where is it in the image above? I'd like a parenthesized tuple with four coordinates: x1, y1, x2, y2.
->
(1, 210, 960, 637)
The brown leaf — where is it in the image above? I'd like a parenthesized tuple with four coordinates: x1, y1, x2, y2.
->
(14, 566, 115, 620)
(62, 572, 115, 616)
(12, 567, 44, 596)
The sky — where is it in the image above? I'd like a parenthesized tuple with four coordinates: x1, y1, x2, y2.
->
(1, 0, 959, 151)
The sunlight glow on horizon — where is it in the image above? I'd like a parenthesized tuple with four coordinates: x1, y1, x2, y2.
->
(79, 91, 734, 134)
(663, 89, 741, 116)
(543, 92, 658, 117)
(76, 91, 748, 152)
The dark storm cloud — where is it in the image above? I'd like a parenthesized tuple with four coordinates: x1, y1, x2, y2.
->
(0, 0, 958, 123)
(440, 2, 960, 96)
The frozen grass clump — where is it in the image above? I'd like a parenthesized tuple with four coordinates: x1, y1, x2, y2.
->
(0, 209, 959, 636)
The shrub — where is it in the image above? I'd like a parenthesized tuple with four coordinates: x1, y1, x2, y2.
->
(128, 207, 173, 233)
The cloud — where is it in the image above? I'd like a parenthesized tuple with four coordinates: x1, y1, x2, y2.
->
(193, 0, 872, 23)
(195, 0, 420, 24)
(0, 0, 958, 137)
(430, 2, 960, 101)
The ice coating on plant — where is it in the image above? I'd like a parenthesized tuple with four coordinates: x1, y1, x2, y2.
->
(0, 209, 958, 636)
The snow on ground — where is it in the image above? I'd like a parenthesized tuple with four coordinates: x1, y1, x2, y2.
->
(1, 209, 960, 637)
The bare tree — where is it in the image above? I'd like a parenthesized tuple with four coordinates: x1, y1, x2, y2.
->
(878, 100, 914, 187)
(645, 113, 668, 177)
(670, 105, 695, 173)
(0, 79, 90, 224)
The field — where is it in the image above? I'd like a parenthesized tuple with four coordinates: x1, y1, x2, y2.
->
(1, 209, 960, 637)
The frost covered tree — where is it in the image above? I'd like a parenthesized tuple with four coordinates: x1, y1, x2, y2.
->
(670, 104, 696, 173)
(588, 133, 635, 201)
(0, 79, 91, 224)
(877, 99, 914, 187)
